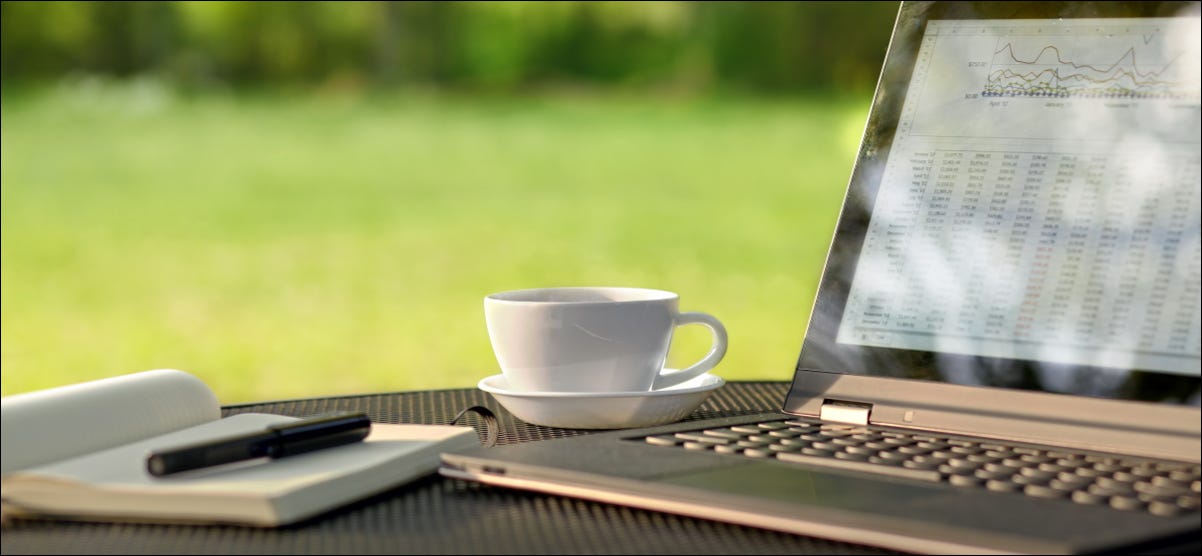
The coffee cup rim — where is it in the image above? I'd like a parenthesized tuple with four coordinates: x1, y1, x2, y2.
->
(486, 286, 677, 305)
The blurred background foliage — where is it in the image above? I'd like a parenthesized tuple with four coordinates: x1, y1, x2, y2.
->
(2, 1, 899, 403)
(1, 1, 896, 93)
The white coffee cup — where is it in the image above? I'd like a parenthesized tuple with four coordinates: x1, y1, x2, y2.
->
(484, 287, 727, 393)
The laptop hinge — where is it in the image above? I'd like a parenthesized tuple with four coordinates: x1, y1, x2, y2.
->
(820, 399, 873, 425)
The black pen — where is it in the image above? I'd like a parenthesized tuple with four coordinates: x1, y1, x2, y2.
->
(146, 412, 372, 477)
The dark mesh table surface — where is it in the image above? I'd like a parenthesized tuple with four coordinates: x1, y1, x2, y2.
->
(1, 381, 892, 555)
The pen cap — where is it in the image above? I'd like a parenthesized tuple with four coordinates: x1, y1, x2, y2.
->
(269, 412, 372, 457)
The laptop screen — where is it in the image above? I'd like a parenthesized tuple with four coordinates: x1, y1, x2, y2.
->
(798, 1, 1201, 406)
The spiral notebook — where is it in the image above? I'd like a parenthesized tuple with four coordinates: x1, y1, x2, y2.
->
(1, 370, 479, 526)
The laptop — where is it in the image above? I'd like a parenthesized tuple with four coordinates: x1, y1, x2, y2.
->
(440, 2, 1202, 553)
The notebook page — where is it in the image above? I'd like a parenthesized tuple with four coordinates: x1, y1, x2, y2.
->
(2, 414, 478, 525)
(0, 369, 221, 474)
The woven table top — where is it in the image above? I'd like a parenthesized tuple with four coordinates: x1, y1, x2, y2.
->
(1, 381, 893, 555)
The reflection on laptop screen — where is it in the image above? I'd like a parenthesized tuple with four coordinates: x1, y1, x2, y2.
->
(800, 6, 1201, 405)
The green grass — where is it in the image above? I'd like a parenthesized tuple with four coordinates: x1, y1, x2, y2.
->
(1, 82, 869, 403)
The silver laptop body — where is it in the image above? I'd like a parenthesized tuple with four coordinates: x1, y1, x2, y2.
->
(441, 2, 1202, 553)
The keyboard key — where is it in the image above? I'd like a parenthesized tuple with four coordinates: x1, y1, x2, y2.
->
(869, 456, 905, 467)
(1129, 465, 1159, 478)
(644, 434, 682, 449)
(768, 429, 803, 438)
(835, 451, 870, 462)
(1049, 479, 1089, 492)
(1109, 496, 1145, 512)
(967, 454, 1001, 464)
(939, 464, 977, 476)
(1090, 484, 1136, 497)
(1025, 485, 1069, 499)
(986, 480, 1022, 493)
(1169, 469, 1200, 482)
(645, 435, 683, 446)
(1054, 458, 1089, 469)
(1134, 482, 1188, 498)
(945, 458, 982, 470)
(949, 475, 985, 487)
(908, 455, 943, 466)
(903, 461, 942, 470)
(1019, 468, 1057, 481)
(1013, 474, 1052, 486)
(1111, 471, 1139, 483)
(1055, 472, 1093, 487)
(736, 439, 771, 449)
(1150, 475, 1189, 488)
(702, 429, 745, 440)
(875, 450, 908, 461)
(674, 433, 731, 444)
(1096, 476, 1136, 489)
(1153, 461, 1190, 472)
(1148, 501, 1184, 517)
(1038, 462, 1069, 473)
(783, 419, 816, 427)
(1002, 458, 1029, 468)
(742, 447, 774, 458)
(974, 468, 1015, 481)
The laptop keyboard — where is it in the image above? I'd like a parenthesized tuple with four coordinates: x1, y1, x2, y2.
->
(637, 418, 1201, 518)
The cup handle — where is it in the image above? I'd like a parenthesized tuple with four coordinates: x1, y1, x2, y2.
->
(652, 312, 728, 390)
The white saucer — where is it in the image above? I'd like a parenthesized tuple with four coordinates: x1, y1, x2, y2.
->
(478, 372, 724, 430)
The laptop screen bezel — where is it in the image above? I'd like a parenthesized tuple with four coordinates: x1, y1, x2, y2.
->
(795, 1, 1201, 407)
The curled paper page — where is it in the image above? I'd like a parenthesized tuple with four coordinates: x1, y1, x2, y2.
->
(0, 369, 221, 474)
